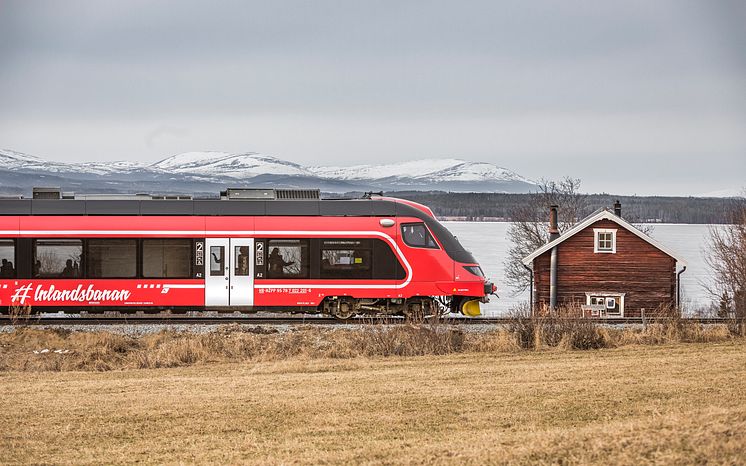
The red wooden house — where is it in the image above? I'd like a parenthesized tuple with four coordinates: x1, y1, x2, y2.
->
(522, 203, 687, 318)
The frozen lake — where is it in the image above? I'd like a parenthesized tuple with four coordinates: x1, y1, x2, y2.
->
(444, 222, 716, 317)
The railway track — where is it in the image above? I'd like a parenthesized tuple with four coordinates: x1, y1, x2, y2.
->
(0, 315, 731, 326)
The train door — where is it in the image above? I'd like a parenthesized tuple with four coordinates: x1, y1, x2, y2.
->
(230, 238, 254, 306)
(205, 238, 254, 307)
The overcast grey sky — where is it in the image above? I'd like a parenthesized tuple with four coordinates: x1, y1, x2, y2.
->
(1, 0, 744, 195)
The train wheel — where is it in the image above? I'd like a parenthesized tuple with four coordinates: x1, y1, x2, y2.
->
(330, 298, 357, 320)
(404, 299, 434, 322)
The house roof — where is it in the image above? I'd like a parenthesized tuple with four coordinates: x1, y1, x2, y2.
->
(521, 209, 688, 267)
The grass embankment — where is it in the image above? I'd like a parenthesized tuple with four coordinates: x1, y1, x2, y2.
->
(0, 325, 745, 464)
(0, 318, 740, 372)
(0, 342, 744, 464)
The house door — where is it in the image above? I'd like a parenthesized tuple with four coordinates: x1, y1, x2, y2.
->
(205, 238, 254, 307)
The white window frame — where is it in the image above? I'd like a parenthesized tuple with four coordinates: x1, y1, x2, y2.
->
(585, 292, 625, 318)
(593, 228, 617, 253)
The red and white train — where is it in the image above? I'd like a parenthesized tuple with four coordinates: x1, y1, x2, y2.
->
(0, 188, 495, 317)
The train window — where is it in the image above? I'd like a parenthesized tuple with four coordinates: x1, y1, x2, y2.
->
(34, 239, 83, 278)
(0, 240, 15, 278)
(142, 239, 192, 278)
(209, 246, 225, 276)
(234, 246, 250, 276)
(267, 239, 308, 279)
(320, 238, 406, 280)
(321, 239, 372, 279)
(86, 239, 137, 278)
(373, 238, 407, 280)
(401, 223, 439, 249)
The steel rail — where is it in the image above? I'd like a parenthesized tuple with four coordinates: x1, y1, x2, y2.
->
(0, 315, 731, 326)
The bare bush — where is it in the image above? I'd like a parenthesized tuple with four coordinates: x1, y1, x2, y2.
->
(505, 303, 537, 349)
(1, 313, 742, 372)
(8, 304, 33, 325)
(505, 304, 608, 350)
(504, 177, 588, 292)
(0, 322, 467, 372)
(704, 196, 746, 336)
(356, 324, 464, 357)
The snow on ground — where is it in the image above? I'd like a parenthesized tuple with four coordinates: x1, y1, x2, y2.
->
(695, 188, 744, 198)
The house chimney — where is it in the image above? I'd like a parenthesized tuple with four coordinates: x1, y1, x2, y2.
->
(548, 205, 560, 310)
(548, 205, 560, 242)
(614, 200, 622, 217)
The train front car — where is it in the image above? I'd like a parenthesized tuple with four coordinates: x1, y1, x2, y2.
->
(385, 198, 497, 317)
(0, 189, 496, 318)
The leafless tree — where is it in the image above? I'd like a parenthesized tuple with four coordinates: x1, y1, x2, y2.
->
(504, 177, 653, 293)
(504, 177, 588, 292)
(704, 194, 746, 334)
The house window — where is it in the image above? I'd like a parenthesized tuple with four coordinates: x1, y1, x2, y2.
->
(585, 293, 625, 317)
(593, 228, 616, 253)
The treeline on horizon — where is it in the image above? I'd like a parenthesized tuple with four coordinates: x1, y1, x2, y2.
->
(1, 186, 740, 224)
(380, 191, 742, 224)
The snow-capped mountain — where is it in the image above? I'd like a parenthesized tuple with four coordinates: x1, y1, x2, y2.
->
(151, 151, 311, 178)
(0, 148, 75, 173)
(0, 149, 148, 176)
(0, 148, 45, 168)
(314, 158, 532, 183)
(0, 148, 536, 196)
(312, 158, 534, 192)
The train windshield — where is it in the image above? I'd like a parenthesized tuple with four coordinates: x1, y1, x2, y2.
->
(423, 219, 477, 264)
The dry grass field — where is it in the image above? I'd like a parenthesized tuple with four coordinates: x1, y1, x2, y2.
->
(1, 338, 745, 465)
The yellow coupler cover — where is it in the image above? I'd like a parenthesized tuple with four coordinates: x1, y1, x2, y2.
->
(461, 299, 482, 317)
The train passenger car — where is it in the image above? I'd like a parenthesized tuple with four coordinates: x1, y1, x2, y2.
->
(0, 188, 495, 318)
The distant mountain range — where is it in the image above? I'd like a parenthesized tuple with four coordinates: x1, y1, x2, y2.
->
(0, 149, 536, 196)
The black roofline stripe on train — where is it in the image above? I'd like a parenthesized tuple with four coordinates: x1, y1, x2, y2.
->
(0, 199, 478, 264)
(0, 199, 394, 217)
